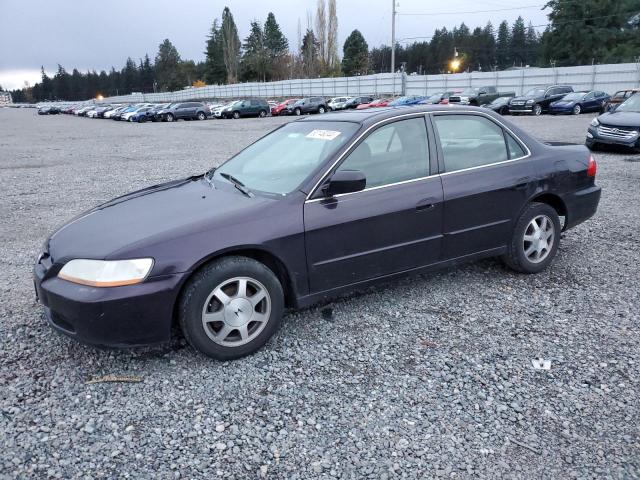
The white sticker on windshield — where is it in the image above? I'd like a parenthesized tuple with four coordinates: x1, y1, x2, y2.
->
(306, 129, 341, 140)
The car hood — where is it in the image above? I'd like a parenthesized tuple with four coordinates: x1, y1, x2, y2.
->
(47, 176, 277, 264)
(511, 95, 539, 102)
(598, 111, 640, 127)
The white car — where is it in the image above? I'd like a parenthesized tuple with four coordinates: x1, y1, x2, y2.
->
(212, 102, 235, 119)
(328, 96, 353, 111)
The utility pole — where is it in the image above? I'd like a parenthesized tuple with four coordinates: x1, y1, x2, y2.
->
(391, 0, 396, 73)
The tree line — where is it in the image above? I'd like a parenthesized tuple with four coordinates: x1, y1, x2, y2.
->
(8, 0, 639, 102)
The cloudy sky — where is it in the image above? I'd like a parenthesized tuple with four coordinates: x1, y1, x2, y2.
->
(0, 0, 549, 90)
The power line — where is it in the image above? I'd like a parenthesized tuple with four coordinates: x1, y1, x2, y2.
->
(397, 4, 546, 16)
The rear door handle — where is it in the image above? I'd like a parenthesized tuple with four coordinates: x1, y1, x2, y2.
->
(416, 199, 436, 211)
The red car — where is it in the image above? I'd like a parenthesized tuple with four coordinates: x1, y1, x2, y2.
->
(271, 99, 299, 116)
(356, 98, 393, 110)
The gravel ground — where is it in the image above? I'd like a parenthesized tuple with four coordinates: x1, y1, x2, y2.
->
(1, 108, 639, 479)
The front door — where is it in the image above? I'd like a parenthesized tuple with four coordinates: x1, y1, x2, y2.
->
(304, 115, 443, 293)
(431, 113, 540, 259)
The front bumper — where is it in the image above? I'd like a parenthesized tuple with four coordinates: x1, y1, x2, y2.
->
(549, 106, 573, 114)
(586, 126, 640, 148)
(561, 185, 601, 230)
(508, 104, 534, 113)
(34, 258, 185, 348)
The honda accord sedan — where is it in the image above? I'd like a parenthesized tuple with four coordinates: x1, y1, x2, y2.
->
(34, 106, 601, 360)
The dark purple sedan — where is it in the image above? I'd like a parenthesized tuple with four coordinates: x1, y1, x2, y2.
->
(34, 105, 601, 359)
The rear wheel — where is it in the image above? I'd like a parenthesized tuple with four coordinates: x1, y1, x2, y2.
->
(572, 104, 581, 115)
(179, 256, 284, 360)
(258, 109, 267, 118)
(502, 202, 561, 274)
(294, 108, 301, 116)
(197, 111, 206, 120)
(533, 104, 542, 116)
(318, 106, 326, 114)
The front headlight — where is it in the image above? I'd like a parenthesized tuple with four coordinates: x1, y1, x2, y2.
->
(590, 117, 600, 127)
(526, 99, 535, 104)
(58, 258, 154, 287)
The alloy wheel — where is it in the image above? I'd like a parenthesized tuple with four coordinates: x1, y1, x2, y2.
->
(573, 105, 581, 115)
(523, 215, 555, 263)
(533, 104, 542, 116)
(166, 114, 174, 122)
(201, 276, 271, 347)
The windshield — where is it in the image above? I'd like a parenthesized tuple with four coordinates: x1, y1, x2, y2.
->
(525, 88, 545, 97)
(562, 92, 586, 101)
(214, 121, 359, 195)
(617, 94, 640, 113)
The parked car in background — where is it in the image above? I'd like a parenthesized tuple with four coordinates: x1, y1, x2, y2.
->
(112, 105, 137, 121)
(286, 97, 328, 116)
(344, 96, 375, 109)
(128, 106, 156, 122)
(76, 105, 95, 116)
(158, 102, 209, 122)
(419, 92, 447, 105)
(483, 96, 513, 115)
(327, 96, 352, 110)
(37, 106, 52, 115)
(271, 99, 298, 116)
(549, 91, 610, 115)
(34, 105, 601, 360)
(439, 91, 464, 105)
(601, 89, 640, 113)
(212, 102, 235, 119)
(587, 93, 640, 152)
(222, 99, 270, 119)
(388, 95, 427, 106)
(509, 85, 573, 115)
(104, 105, 128, 119)
(448, 86, 515, 106)
(144, 103, 169, 121)
(356, 98, 393, 110)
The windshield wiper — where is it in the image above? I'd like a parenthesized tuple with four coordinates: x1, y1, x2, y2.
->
(220, 172, 253, 197)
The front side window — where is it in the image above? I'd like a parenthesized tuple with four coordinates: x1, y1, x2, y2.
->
(337, 117, 429, 189)
(434, 115, 509, 172)
(214, 121, 359, 195)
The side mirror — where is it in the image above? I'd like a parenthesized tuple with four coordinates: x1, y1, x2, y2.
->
(323, 170, 366, 197)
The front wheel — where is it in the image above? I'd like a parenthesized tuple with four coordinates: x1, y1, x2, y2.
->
(258, 109, 267, 118)
(294, 108, 301, 116)
(533, 104, 542, 116)
(197, 112, 206, 120)
(179, 256, 284, 360)
(502, 202, 561, 274)
(233, 111, 240, 119)
(572, 104, 581, 115)
(318, 106, 326, 114)
(166, 113, 174, 122)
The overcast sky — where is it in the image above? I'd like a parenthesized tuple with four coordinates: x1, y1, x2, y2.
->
(0, 0, 549, 90)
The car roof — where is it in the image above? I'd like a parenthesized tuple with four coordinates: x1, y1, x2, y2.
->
(297, 104, 491, 125)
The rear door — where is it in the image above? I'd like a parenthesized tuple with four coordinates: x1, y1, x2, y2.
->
(431, 112, 539, 259)
(304, 115, 443, 292)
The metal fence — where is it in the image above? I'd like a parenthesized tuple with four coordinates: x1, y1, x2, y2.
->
(96, 62, 640, 104)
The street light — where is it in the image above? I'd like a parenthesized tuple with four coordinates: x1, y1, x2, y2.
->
(450, 59, 461, 73)
(96, 94, 104, 101)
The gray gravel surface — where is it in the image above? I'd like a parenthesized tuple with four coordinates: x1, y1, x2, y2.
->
(1, 108, 639, 479)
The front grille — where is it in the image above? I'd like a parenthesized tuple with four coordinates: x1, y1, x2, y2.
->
(597, 125, 638, 140)
(511, 101, 526, 106)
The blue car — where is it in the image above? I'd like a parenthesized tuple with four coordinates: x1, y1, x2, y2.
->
(129, 107, 155, 123)
(549, 91, 610, 115)
(388, 95, 427, 107)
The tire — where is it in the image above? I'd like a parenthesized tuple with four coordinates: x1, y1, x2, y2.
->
(533, 104, 542, 116)
(233, 111, 240, 119)
(179, 256, 284, 360)
(318, 106, 326, 114)
(197, 111, 206, 121)
(166, 113, 174, 122)
(294, 108, 301, 116)
(139, 116, 147, 123)
(258, 109, 267, 118)
(572, 104, 581, 115)
(502, 202, 561, 274)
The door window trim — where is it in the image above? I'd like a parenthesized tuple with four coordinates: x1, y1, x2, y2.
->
(304, 110, 531, 202)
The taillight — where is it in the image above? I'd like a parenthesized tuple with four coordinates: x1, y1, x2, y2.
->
(587, 155, 597, 177)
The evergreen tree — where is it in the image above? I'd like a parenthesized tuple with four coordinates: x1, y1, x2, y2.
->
(264, 12, 289, 80)
(155, 39, 184, 91)
(53, 65, 70, 100)
(496, 21, 511, 69)
(205, 19, 227, 84)
(326, 0, 339, 72)
(510, 16, 527, 67)
(524, 22, 540, 66)
(121, 57, 139, 93)
(301, 29, 320, 77)
(342, 29, 368, 75)
(241, 21, 269, 81)
(221, 7, 241, 84)
(139, 54, 155, 92)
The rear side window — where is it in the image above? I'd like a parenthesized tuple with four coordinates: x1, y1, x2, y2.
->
(338, 117, 429, 188)
(506, 133, 526, 159)
(434, 115, 509, 172)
